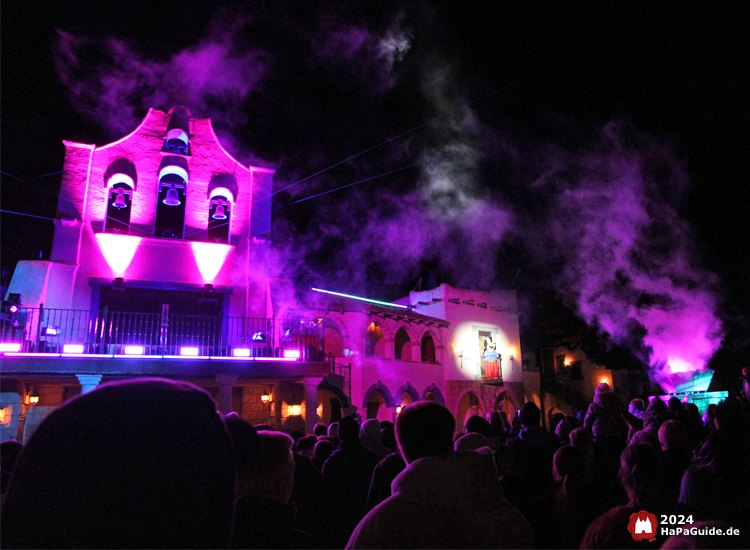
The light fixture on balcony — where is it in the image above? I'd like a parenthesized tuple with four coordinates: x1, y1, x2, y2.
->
(180, 347, 200, 356)
(288, 404, 301, 416)
(284, 349, 300, 359)
(163, 184, 181, 206)
(0, 343, 21, 352)
(124, 345, 144, 355)
(63, 344, 84, 354)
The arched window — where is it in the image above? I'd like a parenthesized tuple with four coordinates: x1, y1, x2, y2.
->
(154, 164, 188, 239)
(207, 188, 232, 243)
(365, 322, 384, 357)
(164, 128, 189, 155)
(105, 174, 134, 234)
(421, 332, 436, 362)
(394, 327, 411, 360)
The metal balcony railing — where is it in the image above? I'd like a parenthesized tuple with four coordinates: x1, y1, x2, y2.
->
(0, 306, 325, 360)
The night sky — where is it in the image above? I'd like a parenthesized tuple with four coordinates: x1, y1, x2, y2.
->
(2, 2, 748, 387)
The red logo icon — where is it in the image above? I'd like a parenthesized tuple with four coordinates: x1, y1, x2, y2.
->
(627, 510, 658, 542)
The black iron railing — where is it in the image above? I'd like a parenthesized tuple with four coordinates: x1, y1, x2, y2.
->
(0, 306, 324, 360)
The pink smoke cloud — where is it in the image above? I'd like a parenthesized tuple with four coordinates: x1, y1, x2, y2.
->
(53, 17, 269, 138)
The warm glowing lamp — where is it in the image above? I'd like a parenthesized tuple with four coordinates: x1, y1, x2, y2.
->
(396, 406, 402, 414)
(288, 404, 302, 416)
(600, 377, 608, 384)
(261, 390, 272, 404)
(28, 391, 39, 406)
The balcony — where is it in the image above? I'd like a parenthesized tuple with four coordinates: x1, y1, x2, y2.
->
(0, 306, 325, 361)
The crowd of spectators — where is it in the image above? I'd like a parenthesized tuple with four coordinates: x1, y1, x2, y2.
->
(1, 377, 749, 549)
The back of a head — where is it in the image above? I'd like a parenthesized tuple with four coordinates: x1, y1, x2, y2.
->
(620, 443, 661, 497)
(327, 421, 339, 437)
(360, 418, 382, 443)
(314, 439, 334, 461)
(396, 401, 456, 463)
(313, 422, 328, 437)
(1, 378, 235, 549)
(659, 419, 691, 453)
(465, 415, 493, 438)
(553, 444, 585, 480)
(454, 432, 489, 452)
(241, 431, 295, 503)
(569, 427, 593, 450)
(338, 415, 360, 442)
(679, 464, 719, 510)
(519, 402, 541, 427)
(296, 434, 317, 453)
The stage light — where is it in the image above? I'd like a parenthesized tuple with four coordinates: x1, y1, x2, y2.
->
(124, 345, 144, 355)
(283, 349, 300, 359)
(180, 347, 199, 356)
(0, 343, 21, 352)
(63, 344, 84, 354)
(233, 348, 251, 357)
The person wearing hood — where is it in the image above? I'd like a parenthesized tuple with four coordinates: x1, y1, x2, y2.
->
(359, 418, 391, 459)
(347, 401, 531, 549)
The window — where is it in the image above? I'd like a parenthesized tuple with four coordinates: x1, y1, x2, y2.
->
(104, 174, 134, 234)
(421, 332, 436, 362)
(154, 164, 188, 239)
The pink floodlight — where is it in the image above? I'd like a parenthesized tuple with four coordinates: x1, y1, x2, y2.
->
(63, 344, 84, 354)
(180, 347, 200, 356)
(283, 349, 301, 359)
(233, 348, 251, 357)
(190, 242, 232, 281)
(124, 345, 144, 355)
(95, 234, 142, 274)
(0, 343, 21, 352)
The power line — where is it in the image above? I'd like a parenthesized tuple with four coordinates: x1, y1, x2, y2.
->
(0, 209, 57, 222)
(254, 78, 528, 204)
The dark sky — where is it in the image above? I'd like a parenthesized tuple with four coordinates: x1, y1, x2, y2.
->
(2, 2, 748, 383)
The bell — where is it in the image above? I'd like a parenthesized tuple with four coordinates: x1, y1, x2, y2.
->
(163, 184, 181, 206)
(112, 189, 127, 209)
(212, 203, 227, 220)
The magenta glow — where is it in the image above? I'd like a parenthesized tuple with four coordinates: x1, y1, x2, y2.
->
(95, 234, 142, 274)
(190, 242, 231, 282)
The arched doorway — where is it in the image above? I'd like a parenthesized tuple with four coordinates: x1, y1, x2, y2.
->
(494, 391, 517, 420)
(366, 389, 387, 421)
(456, 391, 484, 431)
